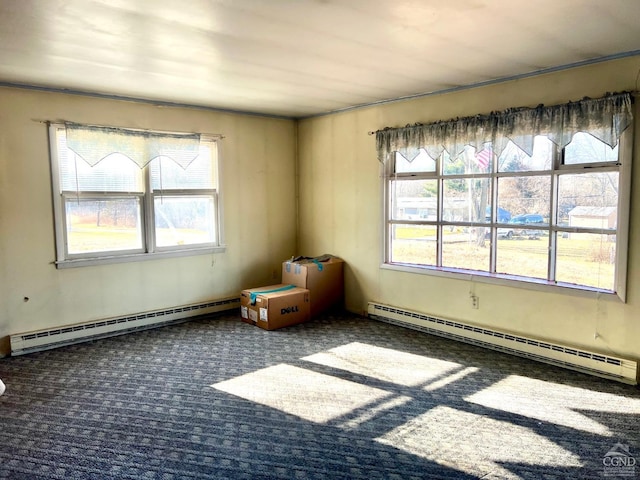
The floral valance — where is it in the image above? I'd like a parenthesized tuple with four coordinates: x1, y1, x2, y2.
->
(65, 123, 201, 169)
(375, 92, 633, 164)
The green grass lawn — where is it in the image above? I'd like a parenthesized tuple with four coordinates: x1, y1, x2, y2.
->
(67, 223, 210, 253)
(392, 230, 615, 290)
(67, 225, 142, 253)
(68, 222, 615, 291)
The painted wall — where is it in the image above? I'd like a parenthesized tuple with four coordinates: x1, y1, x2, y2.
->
(297, 57, 640, 360)
(0, 87, 297, 353)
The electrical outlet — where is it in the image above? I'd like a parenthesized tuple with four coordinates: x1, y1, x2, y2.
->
(471, 295, 479, 309)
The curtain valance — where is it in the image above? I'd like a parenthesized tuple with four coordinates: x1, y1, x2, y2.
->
(375, 92, 633, 164)
(65, 123, 201, 169)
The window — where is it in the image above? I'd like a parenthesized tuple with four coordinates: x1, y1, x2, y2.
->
(378, 93, 633, 297)
(49, 123, 223, 267)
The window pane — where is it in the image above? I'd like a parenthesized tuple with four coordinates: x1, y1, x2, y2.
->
(65, 198, 142, 254)
(60, 152, 143, 192)
(495, 234, 548, 280)
(155, 196, 216, 247)
(394, 150, 436, 174)
(497, 176, 550, 226)
(557, 172, 618, 227)
(443, 178, 490, 223)
(442, 231, 490, 272)
(564, 132, 618, 165)
(555, 233, 615, 291)
(497, 136, 553, 172)
(391, 180, 438, 221)
(443, 146, 491, 175)
(390, 224, 436, 265)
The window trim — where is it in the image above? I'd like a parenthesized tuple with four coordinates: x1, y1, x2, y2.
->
(49, 123, 226, 268)
(382, 127, 632, 302)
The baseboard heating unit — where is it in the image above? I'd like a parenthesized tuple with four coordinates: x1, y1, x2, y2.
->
(367, 302, 638, 385)
(10, 297, 240, 356)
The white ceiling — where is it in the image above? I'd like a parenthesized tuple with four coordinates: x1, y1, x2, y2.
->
(0, 0, 639, 118)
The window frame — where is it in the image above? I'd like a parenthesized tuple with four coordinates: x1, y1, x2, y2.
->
(49, 123, 226, 268)
(382, 127, 632, 301)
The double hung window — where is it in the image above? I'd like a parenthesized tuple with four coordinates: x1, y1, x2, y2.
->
(379, 93, 633, 297)
(49, 123, 223, 267)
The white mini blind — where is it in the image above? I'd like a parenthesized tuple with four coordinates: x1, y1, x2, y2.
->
(57, 131, 143, 192)
(150, 142, 216, 191)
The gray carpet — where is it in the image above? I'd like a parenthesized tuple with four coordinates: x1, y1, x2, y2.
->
(0, 310, 638, 479)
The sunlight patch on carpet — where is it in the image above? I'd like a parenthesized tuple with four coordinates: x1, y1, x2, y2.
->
(337, 395, 413, 430)
(302, 342, 462, 387)
(211, 364, 392, 423)
(464, 375, 639, 436)
(376, 405, 583, 478)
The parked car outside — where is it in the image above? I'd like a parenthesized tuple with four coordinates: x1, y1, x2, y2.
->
(511, 214, 545, 239)
(511, 214, 545, 225)
(497, 214, 545, 239)
(497, 225, 515, 239)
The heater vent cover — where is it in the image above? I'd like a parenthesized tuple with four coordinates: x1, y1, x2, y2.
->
(11, 297, 240, 355)
(368, 302, 637, 385)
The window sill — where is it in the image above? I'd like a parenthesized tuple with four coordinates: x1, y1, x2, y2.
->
(380, 262, 624, 302)
(55, 246, 226, 269)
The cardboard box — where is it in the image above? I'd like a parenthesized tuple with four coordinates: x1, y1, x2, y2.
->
(240, 284, 310, 331)
(282, 255, 344, 317)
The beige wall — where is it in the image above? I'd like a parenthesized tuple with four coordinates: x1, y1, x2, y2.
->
(298, 56, 640, 360)
(2, 57, 639, 362)
(0, 87, 297, 353)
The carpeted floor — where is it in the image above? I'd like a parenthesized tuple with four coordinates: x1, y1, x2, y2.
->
(0, 310, 638, 479)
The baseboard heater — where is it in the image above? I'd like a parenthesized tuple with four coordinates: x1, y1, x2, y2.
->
(367, 302, 638, 385)
(10, 297, 240, 356)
